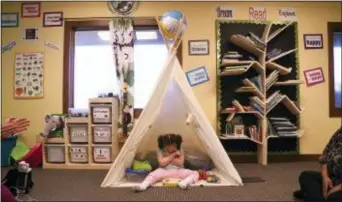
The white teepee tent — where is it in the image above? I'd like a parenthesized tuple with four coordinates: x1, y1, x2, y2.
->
(101, 50, 243, 187)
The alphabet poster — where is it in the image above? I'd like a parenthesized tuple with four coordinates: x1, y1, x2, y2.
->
(14, 52, 44, 99)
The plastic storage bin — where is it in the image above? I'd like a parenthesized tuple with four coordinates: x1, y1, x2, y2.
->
(68, 124, 88, 143)
(45, 144, 65, 163)
(90, 104, 112, 124)
(92, 145, 112, 163)
(92, 126, 112, 143)
(69, 146, 88, 163)
(1, 135, 18, 167)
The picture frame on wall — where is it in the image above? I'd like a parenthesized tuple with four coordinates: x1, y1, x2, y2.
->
(185, 66, 210, 87)
(303, 67, 325, 87)
(21, 2, 41, 18)
(303, 34, 323, 49)
(1, 13, 19, 28)
(188, 40, 210, 55)
(43, 12, 63, 27)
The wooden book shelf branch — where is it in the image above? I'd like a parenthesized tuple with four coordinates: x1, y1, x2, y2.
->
(217, 20, 303, 165)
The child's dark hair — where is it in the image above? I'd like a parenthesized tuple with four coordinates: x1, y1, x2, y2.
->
(158, 133, 183, 150)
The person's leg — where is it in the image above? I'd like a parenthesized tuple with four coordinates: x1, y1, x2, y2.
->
(326, 191, 342, 201)
(134, 168, 167, 191)
(174, 169, 199, 189)
(296, 171, 323, 201)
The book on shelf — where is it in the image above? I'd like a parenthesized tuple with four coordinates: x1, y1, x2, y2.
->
(247, 32, 267, 50)
(266, 70, 279, 90)
(222, 51, 243, 59)
(266, 91, 285, 113)
(267, 48, 283, 60)
(243, 76, 263, 92)
(248, 76, 263, 92)
(248, 125, 261, 141)
(250, 96, 264, 107)
(268, 117, 298, 137)
(224, 65, 250, 71)
(248, 95, 264, 115)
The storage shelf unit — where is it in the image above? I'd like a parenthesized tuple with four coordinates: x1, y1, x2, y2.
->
(43, 97, 120, 169)
(216, 20, 304, 165)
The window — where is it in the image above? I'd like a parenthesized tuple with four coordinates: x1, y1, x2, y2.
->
(328, 22, 342, 117)
(63, 19, 182, 117)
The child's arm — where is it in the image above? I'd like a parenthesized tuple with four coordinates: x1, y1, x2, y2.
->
(157, 151, 177, 167)
(171, 150, 185, 167)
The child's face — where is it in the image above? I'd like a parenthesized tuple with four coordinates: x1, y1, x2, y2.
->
(165, 143, 178, 153)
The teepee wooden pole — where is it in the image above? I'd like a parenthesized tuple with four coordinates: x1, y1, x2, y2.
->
(170, 17, 185, 53)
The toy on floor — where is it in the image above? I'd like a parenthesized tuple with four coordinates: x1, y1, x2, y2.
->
(197, 169, 220, 183)
(132, 160, 152, 172)
(162, 178, 181, 187)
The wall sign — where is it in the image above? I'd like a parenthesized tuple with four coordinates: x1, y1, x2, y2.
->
(249, 7, 267, 21)
(21, 3, 40, 18)
(303, 67, 325, 87)
(216, 6, 235, 19)
(186, 66, 210, 87)
(188, 40, 209, 55)
(304, 34, 323, 49)
(1, 13, 19, 28)
(23, 28, 39, 40)
(1, 41, 16, 54)
(43, 12, 63, 27)
(278, 7, 297, 21)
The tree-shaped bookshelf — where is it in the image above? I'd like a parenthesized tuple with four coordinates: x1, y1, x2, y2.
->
(216, 20, 304, 165)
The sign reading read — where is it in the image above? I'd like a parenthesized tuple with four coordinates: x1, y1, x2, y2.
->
(278, 7, 297, 21)
(303, 67, 325, 87)
(249, 7, 267, 21)
(216, 6, 235, 19)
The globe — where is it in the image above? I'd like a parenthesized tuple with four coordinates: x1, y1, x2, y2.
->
(160, 10, 187, 39)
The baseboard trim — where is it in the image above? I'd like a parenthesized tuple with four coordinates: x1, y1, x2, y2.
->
(230, 154, 320, 163)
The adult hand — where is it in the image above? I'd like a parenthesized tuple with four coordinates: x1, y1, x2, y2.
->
(322, 176, 333, 199)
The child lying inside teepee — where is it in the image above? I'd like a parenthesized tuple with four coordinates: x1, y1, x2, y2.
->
(134, 133, 199, 191)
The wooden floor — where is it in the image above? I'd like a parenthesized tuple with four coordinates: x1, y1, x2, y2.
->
(1, 162, 318, 201)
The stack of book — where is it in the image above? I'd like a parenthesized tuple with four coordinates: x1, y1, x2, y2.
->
(266, 70, 279, 90)
(246, 32, 267, 50)
(249, 96, 264, 114)
(266, 91, 285, 113)
(248, 125, 261, 141)
(268, 117, 298, 137)
(222, 51, 243, 62)
(223, 64, 250, 72)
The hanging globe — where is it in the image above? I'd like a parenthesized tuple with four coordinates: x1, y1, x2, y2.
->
(159, 10, 187, 40)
